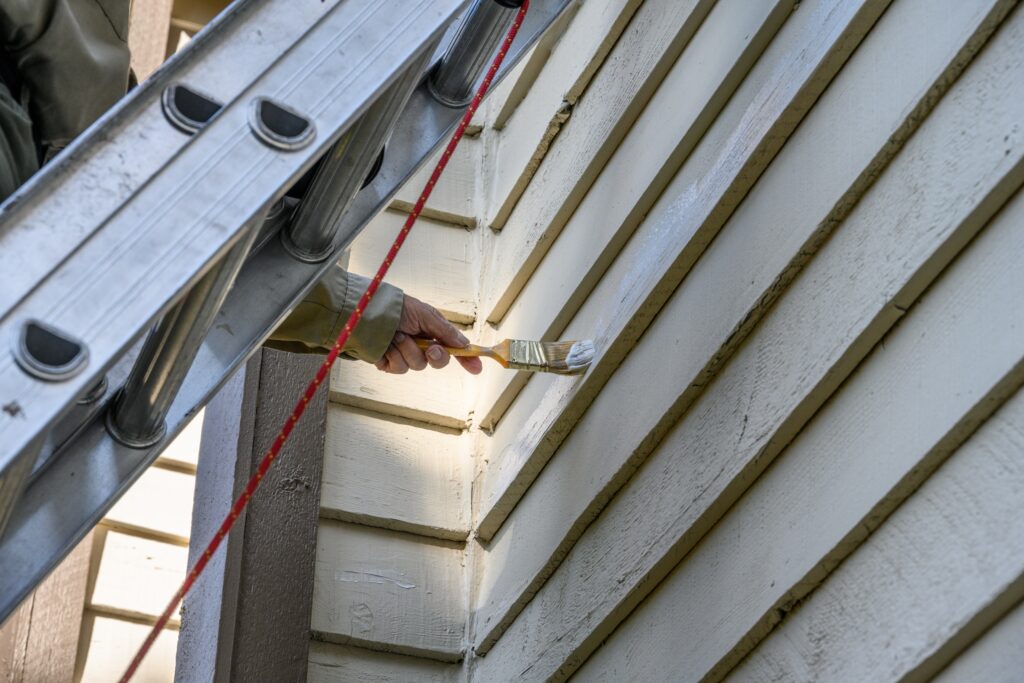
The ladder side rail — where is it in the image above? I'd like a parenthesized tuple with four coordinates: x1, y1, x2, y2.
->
(0, 0, 572, 626)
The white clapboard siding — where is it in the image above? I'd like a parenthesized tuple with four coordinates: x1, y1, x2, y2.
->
(932, 599, 1024, 683)
(322, 404, 471, 540)
(329, 355, 474, 429)
(104, 466, 196, 542)
(87, 530, 188, 625)
(483, 0, 642, 229)
(487, 2, 580, 131)
(77, 614, 179, 683)
(474, 0, 893, 542)
(311, 520, 466, 661)
(472, 0, 792, 432)
(156, 409, 202, 471)
(348, 211, 477, 324)
(725, 387, 1024, 683)
(469, 4, 1023, 674)
(391, 137, 480, 228)
(572, 178, 1024, 682)
(482, 0, 715, 319)
(308, 641, 461, 683)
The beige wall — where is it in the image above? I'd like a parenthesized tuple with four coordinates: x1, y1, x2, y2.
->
(310, 0, 1024, 680)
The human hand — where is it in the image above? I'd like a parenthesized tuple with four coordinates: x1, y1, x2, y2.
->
(375, 295, 483, 375)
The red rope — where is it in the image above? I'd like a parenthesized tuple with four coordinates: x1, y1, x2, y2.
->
(119, 4, 527, 679)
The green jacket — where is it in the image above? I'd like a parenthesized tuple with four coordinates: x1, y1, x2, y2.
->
(0, 0, 402, 362)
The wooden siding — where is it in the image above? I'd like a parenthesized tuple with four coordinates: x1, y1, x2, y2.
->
(309, 0, 1024, 680)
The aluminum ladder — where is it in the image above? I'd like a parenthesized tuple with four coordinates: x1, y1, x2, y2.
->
(0, 0, 569, 623)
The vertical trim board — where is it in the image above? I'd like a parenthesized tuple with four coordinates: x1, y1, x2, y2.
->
(468, 3, 1024, 673)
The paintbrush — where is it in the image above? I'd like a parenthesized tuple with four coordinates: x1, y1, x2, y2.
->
(415, 338, 595, 375)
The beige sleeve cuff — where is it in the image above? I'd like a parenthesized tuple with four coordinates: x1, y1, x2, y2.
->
(265, 265, 403, 362)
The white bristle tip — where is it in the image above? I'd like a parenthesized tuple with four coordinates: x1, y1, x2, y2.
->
(565, 340, 595, 370)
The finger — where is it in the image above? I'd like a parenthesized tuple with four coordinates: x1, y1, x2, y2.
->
(419, 308, 470, 348)
(375, 357, 389, 372)
(424, 343, 451, 370)
(456, 356, 483, 375)
(394, 332, 428, 371)
(384, 345, 408, 374)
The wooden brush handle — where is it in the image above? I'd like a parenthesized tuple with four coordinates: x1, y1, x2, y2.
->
(414, 338, 491, 358)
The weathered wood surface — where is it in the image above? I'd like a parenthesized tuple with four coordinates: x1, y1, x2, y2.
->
(88, 529, 187, 625)
(481, 0, 716, 322)
(307, 641, 461, 683)
(725, 385, 1024, 683)
(391, 137, 480, 228)
(469, 0, 1022, 673)
(129, 0, 175, 81)
(472, 0, 791, 432)
(78, 614, 178, 683)
(330, 355, 473, 429)
(322, 404, 471, 540)
(482, 0, 642, 230)
(348, 212, 477, 325)
(311, 521, 466, 661)
(0, 535, 91, 683)
(573, 148, 1024, 683)
(932, 599, 1024, 683)
(105, 465, 195, 542)
(475, 0, 893, 542)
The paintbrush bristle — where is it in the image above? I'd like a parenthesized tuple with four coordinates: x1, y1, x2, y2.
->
(507, 339, 595, 375)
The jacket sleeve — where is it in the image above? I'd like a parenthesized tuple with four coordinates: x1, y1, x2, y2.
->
(0, 0, 131, 152)
(265, 265, 404, 363)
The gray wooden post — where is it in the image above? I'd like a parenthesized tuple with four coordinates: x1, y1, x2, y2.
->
(175, 349, 328, 682)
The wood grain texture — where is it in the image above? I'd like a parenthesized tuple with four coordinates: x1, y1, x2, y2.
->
(308, 641, 460, 683)
(322, 404, 471, 540)
(475, 0, 893, 542)
(329, 357, 473, 429)
(348, 212, 477, 324)
(0, 535, 91, 683)
(931, 599, 1024, 683)
(472, 0, 791, 433)
(574, 152, 1024, 683)
(391, 137, 480, 228)
(726, 386, 1024, 683)
(482, 0, 714, 319)
(78, 613, 178, 683)
(88, 529, 187, 625)
(312, 521, 466, 661)
(469, 0, 1022, 673)
(482, 0, 643, 230)
(104, 466, 195, 543)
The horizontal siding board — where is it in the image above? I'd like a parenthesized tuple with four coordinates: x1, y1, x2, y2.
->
(483, 0, 643, 230)
(322, 404, 471, 540)
(329, 356, 473, 429)
(931, 599, 1024, 683)
(308, 641, 460, 683)
(475, 0, 893, 542)
(726, 387, 1024, 682)
(482, 0, 714, 318)
(391, 138, 479, 228)
(104, 466, 195, 543)
(88, 530, 188, 625)
(574, 171, 1024, 682)
(311, 521, 466, 661)
(348, 212, 476, 324)
(469, 2, 1024, 673)
(77, 613, 178, 683)
(473, 0, 791, 432)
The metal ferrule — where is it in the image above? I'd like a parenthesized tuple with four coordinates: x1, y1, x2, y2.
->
(428, 0, 521, 108)
(507, 339, 548, 373)
(282, 48, 434, 262)
(107, 225, 259, 448)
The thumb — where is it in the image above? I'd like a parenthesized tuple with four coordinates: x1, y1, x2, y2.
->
(421, 308, 469, 348)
